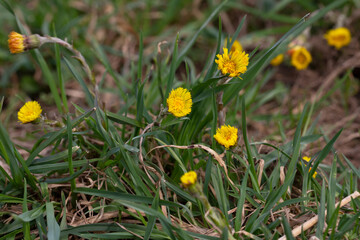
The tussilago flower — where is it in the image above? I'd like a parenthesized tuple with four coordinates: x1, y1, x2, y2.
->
(180, 171, 197, 188)
(18, 101, 42, 124)
(167, 87, 192, 118)
(290, 46, 312, 70)
(302, 156, 317, 178)
(270, 54, 284, 66)
(8, 31, 41, 54)
(8, 32, 25, 54)
(224, 38, 243, 53)
(214, 125, 238, 149)
(215, 48, 249, 78)
(324, 27, 351, 50)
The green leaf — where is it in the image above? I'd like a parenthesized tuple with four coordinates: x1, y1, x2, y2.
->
(64, 57, 94, 105)
(46, 202, 60, 240)
(15, 205, 45, 222)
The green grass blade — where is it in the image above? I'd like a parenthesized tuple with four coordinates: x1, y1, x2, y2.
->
(53, 24, 69, 113)
(64, 57, 94, 105)
(22, 179, 30, 239)
(242, 98, 260, 193)
(138, 31, 143, 81)
(15, 205, 45, 222)
(144, 189, 160, 240)
(316, 179, 326, 239)
(165, 33, 179, 101)
(176, 0, 227, 67)
(327, 156, 337, 223)
(309, 129, 342, 178)
(106, 111, 143, 128)
(33, 50, 63, 113)
(26, 107, 95, 165)
(281, 215, 295, 240)
(234, 168, 249, 232)
(46, 202, 60, 240)
(67, 114, 76, 192)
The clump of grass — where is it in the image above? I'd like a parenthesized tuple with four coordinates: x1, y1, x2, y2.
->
(1, 0, 359, 239)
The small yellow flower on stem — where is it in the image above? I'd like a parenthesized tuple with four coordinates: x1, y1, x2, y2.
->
(167, 87, 192, 118)
(289, 46, 312, 70)
(180, 171, 197, 188)
(8, 31, 41, 54)
(215, 48, 249, 78)
(270, 54, 284, 66)
(8, 32, 25, 54)
(224, 39, 243, 53)
(214, 125, 238, 149)
(302, 156, 317, 178)
(18, 101, 42, 124)
(324, 27, 351, 50)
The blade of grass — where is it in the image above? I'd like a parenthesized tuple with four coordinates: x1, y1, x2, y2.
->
(137, 31, 143, 81)
(67, 114, 76, 193)
(242, 98, 260, 194)
(327, 156, 337, 223)
(316, 179, 326, 239)
(22, 179, 30, 239)
(176, 0, 227, 67)
(26, 107, 95, 165)
(64, 57, 94, 105)
(144, 189, 160, 240)
(53, 24, 69, 113)
(46, 202, 60, 240)
(164, 33, 179, 101)
(234, 168, 249, 232)
(309, 129, 342, 178)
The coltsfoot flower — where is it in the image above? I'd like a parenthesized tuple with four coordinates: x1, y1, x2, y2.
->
(289, 46, 312, 70)
(180, 171, 197, 188)
(215, 48, 249, 78)
(18, 101, 42, 124)
(8, 31, 41, 54)
(270, 54, 284, 66)
(8, 32, 25, 54)
(324, 27, 351, 50)
(167, 87, 192, 117)
(224, 38, 243, 53)
(302, 156, 317, 178)
(214, 125, 238, 149)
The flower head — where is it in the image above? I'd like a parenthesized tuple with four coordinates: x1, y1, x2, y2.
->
(18, 101, 42, 124)
(180, 171, 197, 188)
(224, 38, 243, 53)
(290, 46, 312, 70)
(324, 27, 351, 50)
(8, 32, 25, 54)
(8, 31, 41, 54)
(302, 156, 317, 178)
(214, 125, 238, 149)
(215, 48, 249, 78)
(270, 54, 284, 66)
(167, 87, 192, 117)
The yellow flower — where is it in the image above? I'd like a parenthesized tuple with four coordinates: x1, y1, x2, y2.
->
(8, 31, 25, 54)
(18, 101, 42, 124)
(224, 38, 243, 53)
(290, 46, 312, 70)
(324, 27, 351, 50)
(215, 48, 249, 78)
(167, 87, 192, 117)
(180, 171, 197, 188)
(8, 31, 41, 54)
(302, 156, 317, 178)
(214, 125, 238, 149)
(270, 54, 284, 66)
